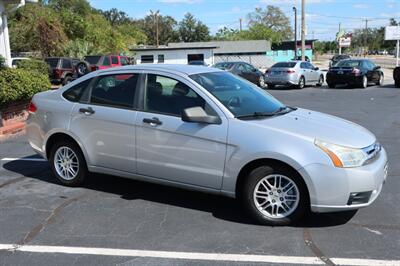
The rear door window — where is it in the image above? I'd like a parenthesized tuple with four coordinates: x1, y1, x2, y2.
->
(111, 56, 119, 65)
(102, 56, 111, 66)
(62, 59, 72, 69)
(63, 78, 93, 102)
(90, 74, 138, 108)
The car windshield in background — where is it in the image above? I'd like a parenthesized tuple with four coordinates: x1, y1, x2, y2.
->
(213, 62, 234, 69)
(190, 71, 285, 118)
(336, 60, 360, 68)
(271, 62, 297, 68)
(84, 56, 102, 65)
(45, 58, 59, 68)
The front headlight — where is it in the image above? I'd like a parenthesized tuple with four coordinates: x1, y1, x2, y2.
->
(314, 139, 368, 168)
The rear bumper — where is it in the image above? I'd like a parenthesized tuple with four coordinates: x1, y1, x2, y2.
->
(265, 74, 299, 85)
(326, 73, 363, 85)
(299, 148, 388, 213)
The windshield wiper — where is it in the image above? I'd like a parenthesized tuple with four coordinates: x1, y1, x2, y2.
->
(236, 106, 297, 119)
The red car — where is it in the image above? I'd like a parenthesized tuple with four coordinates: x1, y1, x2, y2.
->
(84, 55, 130, 71)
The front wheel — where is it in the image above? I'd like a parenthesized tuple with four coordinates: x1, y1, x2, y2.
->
(258, 76, 266, 88)
(62, 76, 72, 85)
(360, 75, 368, 88)
(316, 75, 324, 87)
(376, 74, 384, 86)
(49, 141, 88, 186)
(240, 165, 308, 225)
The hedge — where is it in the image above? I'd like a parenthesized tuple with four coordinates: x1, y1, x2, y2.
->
(16, 59, 49, 76)
(0, 68, 51, 107)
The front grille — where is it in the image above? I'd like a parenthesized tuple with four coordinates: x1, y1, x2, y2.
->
(347, 191, 372, 205)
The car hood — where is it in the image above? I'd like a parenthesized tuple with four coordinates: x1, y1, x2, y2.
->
(248, 108, 376, 148)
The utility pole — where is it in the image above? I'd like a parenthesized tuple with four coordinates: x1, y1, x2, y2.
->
(239, 18, 242, 32)
(151, 10, 160, 47)
(293, 7, 297, 59)
(363, 19, 369, 57)
(301, 0, 305, 61)
(338, 23, 342, 55)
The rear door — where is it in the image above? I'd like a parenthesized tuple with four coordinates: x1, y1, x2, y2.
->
(300, 62, 311, 83)
(135, 72, 228, 189)
(69, 72, 140, 173)
(99, 56, 112, 70)
(111, 56, 119, 67)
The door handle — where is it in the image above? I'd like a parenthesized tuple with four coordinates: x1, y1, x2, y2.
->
(143, 117, 162, 126)
(79, 107, 95, 115)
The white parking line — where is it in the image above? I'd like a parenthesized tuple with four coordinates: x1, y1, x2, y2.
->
(0, 244, 399, 265)
(1, 157, 45, 162)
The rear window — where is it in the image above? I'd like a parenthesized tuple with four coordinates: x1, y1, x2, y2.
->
(336, 60, 361, 68)
(84, 56, 102, 65)
(271, 62, 297, 68)
(213, 62, 234, 69)
(45, 58, 59, 68)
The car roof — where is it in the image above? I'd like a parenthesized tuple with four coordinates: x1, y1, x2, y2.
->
(96, 64, 223, 76)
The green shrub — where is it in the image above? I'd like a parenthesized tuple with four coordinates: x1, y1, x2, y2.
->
(16, 59, 49, 76)
(0, 68, 51, 107)
(0, 56, 6, 69)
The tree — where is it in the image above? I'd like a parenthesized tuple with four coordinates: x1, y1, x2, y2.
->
(178, 13, 210, 42)
(100, 8, 130, 26)
(214, 27, 240, 41)
(138, 13, 179, 45)
(247, 5, 292, 41)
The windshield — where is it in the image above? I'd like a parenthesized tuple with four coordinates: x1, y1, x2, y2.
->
(272, 62, 297, 68)
(190, 71, 285, 118)
(84, 56, 102, 65)
(336, 60, 360, 68)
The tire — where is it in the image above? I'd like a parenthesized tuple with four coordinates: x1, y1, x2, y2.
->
(76, 61, 90, 77)
(267, 83, 275, 89)
(327, 82, 335, 88)
(297, 76, 305, 89)
(49, 141, 88, 187)
(258, 76, 266, 88)
(394, 67, 400, 88)
(240, 165, 308, 226)
(396, 80, 400, 88)
(62, 75, 72, 85)
(316, 75, 324, 87)
(376, 73, 384, 86)
(360, 75, 368, 89)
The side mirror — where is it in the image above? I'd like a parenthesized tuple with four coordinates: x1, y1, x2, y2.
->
(182, 107, 221, 124)
(374, 66, 381, 70)
(314, 67, 319, 71)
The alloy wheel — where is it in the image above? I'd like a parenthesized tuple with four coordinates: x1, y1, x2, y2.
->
(259, 76, 265, 88)
(253, 174, 300, 219)
(54, 146, 79, 181)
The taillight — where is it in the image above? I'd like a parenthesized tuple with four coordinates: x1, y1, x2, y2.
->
(352, 68, 361, 75)
(91, 65, 99, 71)
(55, 69, 61, 78)
(287, 70, 296, 74)
(28, 101, 37, 113)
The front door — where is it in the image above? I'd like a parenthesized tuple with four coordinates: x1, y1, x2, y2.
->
(69, 73, 139, 173)
(135, 73, 228, 189)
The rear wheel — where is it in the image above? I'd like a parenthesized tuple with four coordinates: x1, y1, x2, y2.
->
(267, 83, 275, 89)
(360, 75, 368, 88)
(327, 82, 335, 88)
(316, 75, 324, 87)
(240, 165, 308, 225)
(49, 141, 88, 186)
(297, 76, 305, 89)
(62, 75, 72, 85)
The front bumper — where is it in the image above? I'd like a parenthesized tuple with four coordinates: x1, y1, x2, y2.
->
(299, 148, 388, 213)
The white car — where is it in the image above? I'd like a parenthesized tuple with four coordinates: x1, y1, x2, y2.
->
(11, 57, 30, 68)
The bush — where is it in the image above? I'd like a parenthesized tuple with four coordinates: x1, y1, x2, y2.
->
(0, 68, 51, 107)
(16, 59, 49, 76)
(0, 56, 6, 69)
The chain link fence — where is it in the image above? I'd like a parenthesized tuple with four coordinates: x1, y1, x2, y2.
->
(214, 55, 273, 70)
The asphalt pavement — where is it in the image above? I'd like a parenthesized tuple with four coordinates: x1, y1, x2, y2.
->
(0, 82, 400, 266)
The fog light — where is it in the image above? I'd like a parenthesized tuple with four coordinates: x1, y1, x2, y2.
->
(347, 191, 372, 205)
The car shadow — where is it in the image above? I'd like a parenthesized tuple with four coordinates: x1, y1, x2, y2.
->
(3, 158, 356, 228)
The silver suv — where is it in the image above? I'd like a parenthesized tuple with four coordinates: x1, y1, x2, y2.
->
(26, 64, 387, 225)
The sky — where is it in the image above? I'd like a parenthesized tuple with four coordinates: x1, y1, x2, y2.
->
(89, 0, 400, 41)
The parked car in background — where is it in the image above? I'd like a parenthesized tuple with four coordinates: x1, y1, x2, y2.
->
(188, 60, 207, 66)
(212, 61, 266, 88)
(45, 57, 79, 85)
(11, 57, 30, 68)
(394, 67, 400, 88)
(265, 61, 324, 89)
(26, 64, 388, 226)
(329, 54, 351, 67)
(326, 59, 384, 88)
(75, 55, 131, 78)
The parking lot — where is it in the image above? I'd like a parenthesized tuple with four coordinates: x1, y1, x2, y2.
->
(1, 82, 400, 266)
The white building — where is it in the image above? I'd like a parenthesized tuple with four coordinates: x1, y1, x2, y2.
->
(132, 45, 217, 65)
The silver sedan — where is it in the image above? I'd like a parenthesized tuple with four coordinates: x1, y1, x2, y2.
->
(26, 64, 387, 225)
(265, 61, 324, 89)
